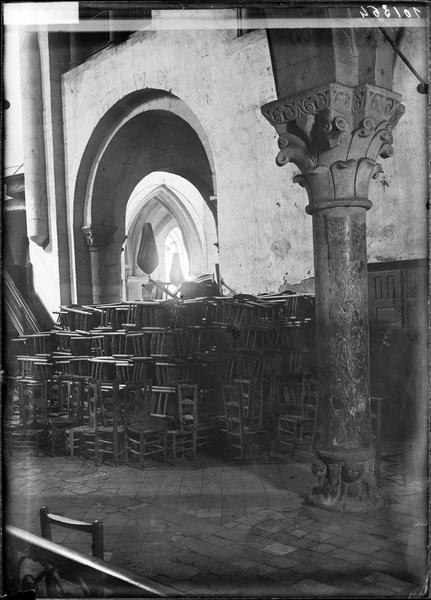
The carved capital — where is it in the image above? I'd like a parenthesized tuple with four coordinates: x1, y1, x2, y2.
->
(82, 224, 118, 250)
(262, 83, 404, 211)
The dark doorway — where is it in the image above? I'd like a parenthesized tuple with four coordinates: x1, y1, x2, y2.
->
(368, 260, 427, 444)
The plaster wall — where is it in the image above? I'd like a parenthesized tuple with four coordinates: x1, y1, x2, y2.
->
(61, 14, 426, 301)
(367, 27, 428, 263)
(62, 12, 313, 298)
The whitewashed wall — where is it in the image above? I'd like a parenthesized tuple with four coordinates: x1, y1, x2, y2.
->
(58, 16, 427, 301)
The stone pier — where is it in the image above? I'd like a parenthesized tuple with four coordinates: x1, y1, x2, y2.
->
(262, 83, 404, 510)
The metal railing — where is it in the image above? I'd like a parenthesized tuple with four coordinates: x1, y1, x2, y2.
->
(5, 524, 180, 598)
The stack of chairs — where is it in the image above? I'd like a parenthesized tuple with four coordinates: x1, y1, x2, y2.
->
(7, 294, 316, 463)
(6, 333, 58, 454)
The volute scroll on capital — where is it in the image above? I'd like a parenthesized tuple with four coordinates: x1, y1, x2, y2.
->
(262, 83, 404, 211)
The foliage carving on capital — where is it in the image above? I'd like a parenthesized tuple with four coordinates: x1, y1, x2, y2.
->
(82, 224, 118, 250)
(262, 83, 404, 208)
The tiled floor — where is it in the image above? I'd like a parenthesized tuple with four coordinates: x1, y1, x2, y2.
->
(4, 450, 428, 597)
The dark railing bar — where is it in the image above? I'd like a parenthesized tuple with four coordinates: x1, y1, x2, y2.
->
(6, 525, 181, 598)
(379, 27, 428, 88)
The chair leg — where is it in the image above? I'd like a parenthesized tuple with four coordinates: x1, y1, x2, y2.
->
(94, 431, 99, 465)
(162, 432, 167, 465)
(139, 431, 145, 469)
(192, 431, 197, 461)
(69, 430, 75, 458)
(171, 433, 176, 465)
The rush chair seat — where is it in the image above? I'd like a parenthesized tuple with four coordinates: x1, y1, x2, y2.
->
(40, 506, 104, 559)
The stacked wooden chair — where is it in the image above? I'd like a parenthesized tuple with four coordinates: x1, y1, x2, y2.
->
(125, 383, 168, 468)
(277, 378, 318, 455)
(168, 383, 216, 463)
(222, 381, 270, 463)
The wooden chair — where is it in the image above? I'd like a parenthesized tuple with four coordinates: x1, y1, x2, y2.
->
(126, 331, 153, 357)
(62, 373, 96, 459)
(24, 332, 57, 356)
(125, 381, 167, 468)
(299, 379, 319, 448)
(73, 307, 100, 334)
(150, 329, 183, 357)
(278, 379, 318, 455)
(40, 506, 104, 559)
(233, 378, 263, 429)
(102, 331, 128, 357)
(47, 376, 85, 456)
(155, 361, 194, 386)
(90, 380, 127, 465)
(90, 336, 105, 357)
(223, 385, 269, 463)
(81, 358, 152, 461)
(15, 377, 48, 426)
(169, 383, 216, 463)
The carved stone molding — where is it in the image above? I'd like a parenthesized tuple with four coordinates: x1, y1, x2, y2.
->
(308, 447, 383, 512)
(82, 224, 118, 251)
(262, 83, 404, 212)
(5, 174, 25, 200)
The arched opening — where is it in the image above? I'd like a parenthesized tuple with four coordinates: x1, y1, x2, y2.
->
(73, 90, 217, 303)
(123, 171, 217, 301)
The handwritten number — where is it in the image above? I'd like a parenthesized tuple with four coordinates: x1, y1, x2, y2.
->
(360, 4, 420, 19)
(367, 5, 380, 17)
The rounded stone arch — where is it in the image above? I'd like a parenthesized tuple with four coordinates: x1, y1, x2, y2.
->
(72, 89, 217, 303)
(122, 172, 218, 299)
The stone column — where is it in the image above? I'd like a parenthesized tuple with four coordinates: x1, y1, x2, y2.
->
(82, 224, 118, 304)
(262, 83, 404, 510)
(19, 31, 49, 248)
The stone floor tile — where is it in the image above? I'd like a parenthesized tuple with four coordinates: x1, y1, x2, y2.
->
(291, 529, 308, 538)
(329, 548, 371, 565)
(362, 571, 416, 593)
(263, 542, 296, 556)
(305, 530, 332, 543)
(5, 453, 427, 597)
(291, 577, 345, 596)
(214, 527, 247, 542)
(310, 543, 337, 554)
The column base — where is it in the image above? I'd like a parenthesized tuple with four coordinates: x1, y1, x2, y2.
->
(305, 447, 386, 512)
